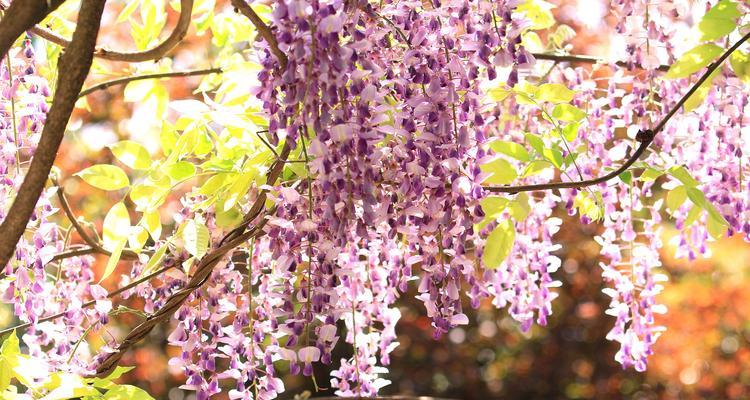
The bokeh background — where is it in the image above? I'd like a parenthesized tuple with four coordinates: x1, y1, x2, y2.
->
(2, 0, 749, 399)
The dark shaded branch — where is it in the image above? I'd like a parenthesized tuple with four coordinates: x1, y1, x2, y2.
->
(0, 265, 173, 336)
(9, 0, 192, 62)
(488, 31, 750, 194)
(531, 52, 670, 72)
(78, 67, 222, 97)
(0, 0, 105, 268)
(0, 0, 66, 59)
(230, 0, 288, 70)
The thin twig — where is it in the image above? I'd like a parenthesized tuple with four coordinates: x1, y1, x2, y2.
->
(531, 52, 670, 72)
(487, 31, 750, 194)
(16, 0, 194, 62)
(78, 67, 222, 98)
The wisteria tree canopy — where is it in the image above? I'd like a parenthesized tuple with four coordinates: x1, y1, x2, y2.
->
(0, 0, 748, 398)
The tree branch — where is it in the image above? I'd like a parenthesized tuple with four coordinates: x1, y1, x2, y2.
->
(53, 180, 139, 260)
(230, 0, 288, 70)
(93, 143, 292, 377)
(78, 67, 222, 97)
(0, 0, 67, 59)
(0, 264, 173, 336)
(0, 0, 106, 268)
(531, 52, 670, 72)
(487, 31, 750, 194)
(3, 0, 193, 62)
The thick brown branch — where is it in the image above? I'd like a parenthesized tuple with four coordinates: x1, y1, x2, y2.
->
(0, 265, 173, 336)
(0, 0, 105, 268)
(230, 0, 288, 70)
(78, 67, 222, 97)
(18, 0, 192, 62)
(0, 0, 66, 59)
(531, 52, 670, 72)
(488, 31, 750, 194)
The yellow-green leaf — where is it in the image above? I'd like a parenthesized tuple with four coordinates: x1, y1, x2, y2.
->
(481, 158, 518, 185)
(182, 220, 209, 259)
(109, 141, 151, 170)
(551, 104, 586, 122)
(666, 185, 687, 213)
(536, 83, 575, 103)
(665, 44, 723, 79)
(483, 220, 515, 269)
(698, 0, 739, 42)
(103, 202, 131, 250)
(75, 165, 130, 191)
(100, 238, 125, 283)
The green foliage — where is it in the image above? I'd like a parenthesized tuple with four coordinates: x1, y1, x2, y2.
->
(75, 165, 130, 191)
(483, 220, 515, 269)
(698, 0, 740, 42)
(665, 44, 723, 79)
(0, 333, 149, 399)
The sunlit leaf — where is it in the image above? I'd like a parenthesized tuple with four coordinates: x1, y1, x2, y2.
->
(75, 165, 130, 191)
(482, 220, 515, 269)
(665, 44, 723, 79)
(109, 140, 151, 170)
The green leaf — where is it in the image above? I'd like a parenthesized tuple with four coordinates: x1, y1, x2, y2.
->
(101, 238, 126, 283)
(142, 242, 169, 277)
(477, 196, 508, 230)
(516, 0, 556, 30)
(698, 0, 739, 41)
(683, 69, 721, 112)
(639, 167, 664, 182)
(165, 161, 196, 182)
(130, 184, 168, 212)
(103, 384, 155, 400)
(140, 210, 162, 240)
(483, 220, 515, 269)
(103, 202, 131, 250)
(0, 332, 19, 392)
(551, 104, 586, 122)
(536, 83, 575, 103)
(182, 219, 209, 259)
(489, 140, 530, 162)
(619, 170, 632, 185)
(75, 165, 130, 191)
(128, 226, 149, 251)
(685, 205, 703, 227)
(525, 133, 544, 154)
(40, 372, 103, 400)
(666, 185, 687, 213)
(561, 122, 580, 142)
(508, 193, 531, 221)
(665, 44, 723, 79)
(481, 158, 518, 185)
(521, 160, 552, 178)
(686, 187, 729, 229)
(109, 141, 151, 170)
(542, 147, 563, 169)
(668, 166, 700, 187)
(730, 50, 750, 82)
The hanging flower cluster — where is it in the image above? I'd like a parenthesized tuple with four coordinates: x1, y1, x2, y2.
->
(1, 0, 750, 399)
